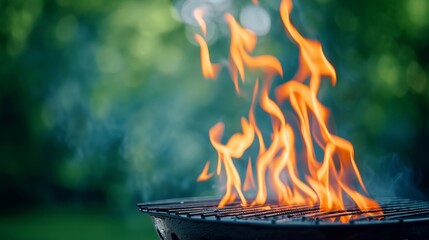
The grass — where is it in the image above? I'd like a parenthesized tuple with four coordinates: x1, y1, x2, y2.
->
(0, 207, 158, 240)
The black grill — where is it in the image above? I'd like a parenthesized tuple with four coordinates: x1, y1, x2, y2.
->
(138, 197, 429, 240)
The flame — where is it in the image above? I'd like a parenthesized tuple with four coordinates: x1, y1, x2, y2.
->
(197, 160, 214, 182)
(225, 13, 283, 93)
(208, 119, 255, 207)
(195, 0, 382, 222)
(243, 158, 256, 191)
(193, 8, 207, 36)
(194, 34, 219, 80)
(194, 9, 219, 80)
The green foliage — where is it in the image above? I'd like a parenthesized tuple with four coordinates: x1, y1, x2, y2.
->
(0, 208, 157, 240)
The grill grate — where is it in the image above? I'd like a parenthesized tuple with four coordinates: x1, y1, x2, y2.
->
(138, 197, 429, 224)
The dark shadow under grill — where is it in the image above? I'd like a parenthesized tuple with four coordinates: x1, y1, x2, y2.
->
(138, 197, 429, 240)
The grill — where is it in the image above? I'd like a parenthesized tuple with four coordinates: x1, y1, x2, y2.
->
(138, 197, 429, 240)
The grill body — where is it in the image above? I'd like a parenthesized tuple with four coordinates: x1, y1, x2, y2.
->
(138, 197, 429, 240)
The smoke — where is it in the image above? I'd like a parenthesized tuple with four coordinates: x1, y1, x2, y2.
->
(362, 154, 424, 199)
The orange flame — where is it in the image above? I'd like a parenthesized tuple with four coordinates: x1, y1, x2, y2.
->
(195, 0, 382, 222)
(194, 8, 219, 80)
(225, 13, 283, 93)
(243, 158, 256, 191)
(197, 160, 214, 182)
(193, 8, 207, 36)
(194, 34, 220, 80)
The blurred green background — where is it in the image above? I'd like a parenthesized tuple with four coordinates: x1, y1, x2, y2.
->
(0, 0, 428, 239)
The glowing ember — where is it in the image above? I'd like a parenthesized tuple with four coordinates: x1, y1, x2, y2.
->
(194, 0, 382, 222)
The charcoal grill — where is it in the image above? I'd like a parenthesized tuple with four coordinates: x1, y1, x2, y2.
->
(138, 197, 429, 240)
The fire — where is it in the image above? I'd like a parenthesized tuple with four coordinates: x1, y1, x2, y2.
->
(194, 7, 219, 80)
(194, 0, 382, 222)
(193, 8, 207, 37)
(197, 161, 214, 182)
(225, 13, 283, 93)
(243, 157, 256, 191)
(194, 34, 219, 79)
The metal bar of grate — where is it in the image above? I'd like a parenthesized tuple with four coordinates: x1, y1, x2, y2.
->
(138, 197, 429, 224)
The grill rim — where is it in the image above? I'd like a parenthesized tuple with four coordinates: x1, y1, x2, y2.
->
(140, 209, 429, 228)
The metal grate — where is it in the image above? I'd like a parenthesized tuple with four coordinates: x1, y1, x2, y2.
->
(138, 197, 429, 224)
